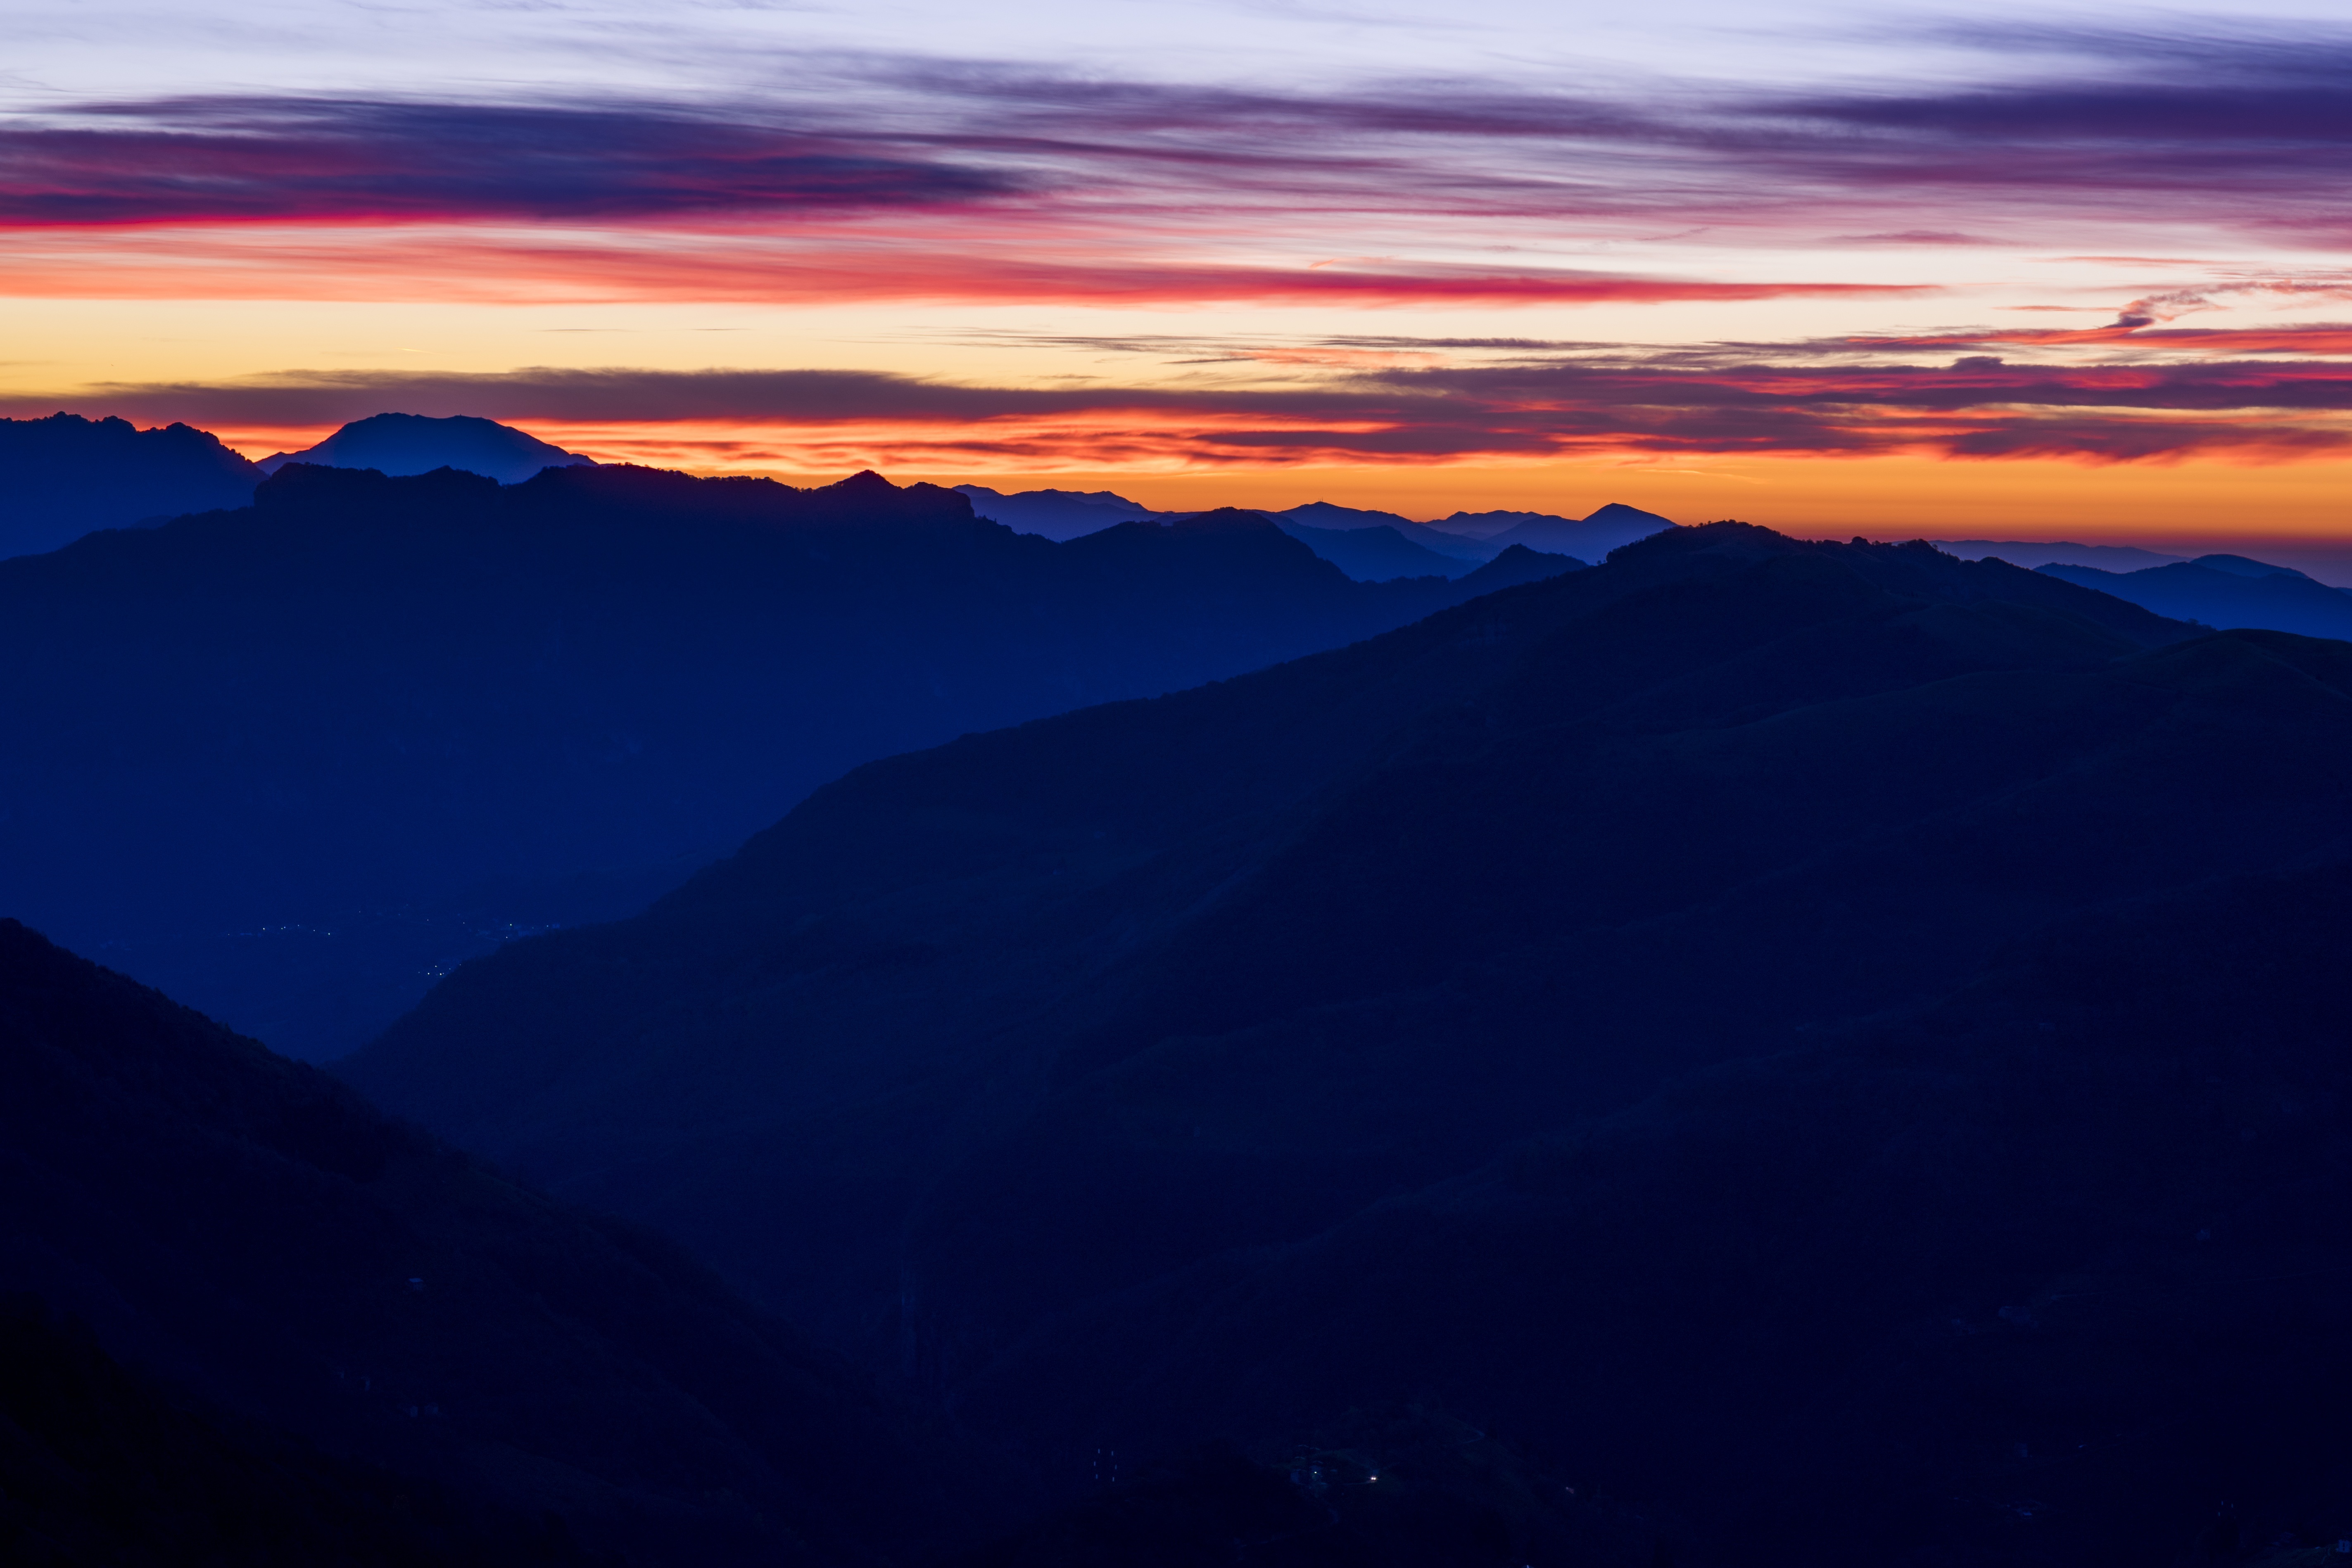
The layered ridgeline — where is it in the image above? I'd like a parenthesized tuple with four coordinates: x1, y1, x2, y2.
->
(0, 413, 263, 559)
(0, 461, 1570, 1060)
(2041, 554, 2352, 641)
(0, 919, 994, 1566)
(344, 525, 2352, 1561)
(954, 484, 1673, 580)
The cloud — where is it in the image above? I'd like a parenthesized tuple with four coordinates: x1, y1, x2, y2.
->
(0, 97, 1017, 225)
(29, 349, 2352, 471)
(6, 22, 2350, 247)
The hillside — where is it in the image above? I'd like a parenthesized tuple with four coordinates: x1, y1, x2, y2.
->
(338, 525, 2352, 1562)
(0, 919, 992, 1566)
(0, 463, 1561, 1060)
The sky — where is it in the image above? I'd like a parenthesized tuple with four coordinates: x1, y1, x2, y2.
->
(4, 0, 2350, 556)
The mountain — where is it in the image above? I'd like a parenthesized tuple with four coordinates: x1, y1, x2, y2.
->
(259, 413, 596, 484)
(1934, 538, 2190, 572)
(342, 527, 2352, 1562)
(952, 485, 1174, 540)
(960, 858, 2352, 1565)
(2040, 554, 2352, 639)
(945, 489, 1565, 581)
(0, 465, 1570, 1061)
(1478, 501, 1676, 559)
(0, 412, 262, 558)
(1272, 521, 1508, 581)
(1267, 501, 1497, 563)
(0, 918, 992, 1565)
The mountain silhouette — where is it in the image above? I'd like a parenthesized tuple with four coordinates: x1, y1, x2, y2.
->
(335, 525, 2352, 1561)
(0, 917, 993, 1564)
(1266, 501, 1497, 563)
(945, 487, 1667, 580)
(1436, 500, 1677, 559)
(952, 485, 1176, 539)
(0, 412, 262, 558)
(2041, 554, 2352, 639)
(1272, 520, 1501, 580)
(0, 464, 1573, 1060)
(1933, 537, 2189, 571)
(259, 413, 596, 484)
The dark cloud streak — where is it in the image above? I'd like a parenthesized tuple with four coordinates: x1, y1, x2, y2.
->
(5, 22, 2348, 235)
(31, 351, 2352, 466)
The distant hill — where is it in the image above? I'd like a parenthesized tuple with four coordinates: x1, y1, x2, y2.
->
(1419, 500, 1677, 557)
(944, 488, 1652, 579)
(1478, 501, 1675, 559)
(1934, 537, 2189, 572)
(2041, 554, 2352, 639)
(0, 917, 991, 1564)
(1273, 520, 1512, 581)
(0, 412, 261, 558)
(952, 485, 1174, 540)
(346, 527, 2352, 1562)
(1268, 501, 1497, 563)
(0, 465, 1571, 1060)
(259, 413, 596, 484)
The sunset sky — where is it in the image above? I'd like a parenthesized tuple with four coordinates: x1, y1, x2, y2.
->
(6, 0, 2349, 561)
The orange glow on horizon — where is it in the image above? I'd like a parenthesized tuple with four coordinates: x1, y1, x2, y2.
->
(211, 413, 2351, 558)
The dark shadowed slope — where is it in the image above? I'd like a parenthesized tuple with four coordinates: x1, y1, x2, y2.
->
(0, 463, 1555, 1060)
(2043, 555, 2352, 639)
(960, 861, 2352, 1566)
(0, 1295, 604, 1568)
(0, 919, 992, 1566)
(0, 413, 262, 558)
(346, 529, 2352, 1561)
(338, 538, 2253, 1311)
(259, 413, 597, 484)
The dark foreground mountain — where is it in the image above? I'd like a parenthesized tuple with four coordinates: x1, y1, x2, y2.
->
(2042, 554, 2352, 640)
(0, 412, 262, 558)
(335, 524, 2352, 1562)
(260, 413, 597, 483)
(0, 919, 991, 1566)
(0, 462, 1566, 1059)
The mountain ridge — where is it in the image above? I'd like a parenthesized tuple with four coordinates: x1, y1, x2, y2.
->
(259, 412, 597, 484)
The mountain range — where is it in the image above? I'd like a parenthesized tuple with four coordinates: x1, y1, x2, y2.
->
(2040, 553, 2352, 640)
(1929, 538, 2192, 572)
(334, 521, 2352, 1563)
(0, 461, 1572, 1060)
(0, 413, 264, 558)
(953, 485, 1677, 579)
(10, 407, 2352, 1562)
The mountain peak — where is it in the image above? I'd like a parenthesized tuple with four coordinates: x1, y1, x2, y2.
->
(257, 412, 595, 485)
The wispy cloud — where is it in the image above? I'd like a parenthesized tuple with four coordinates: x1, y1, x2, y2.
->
(34, 340, 2352, 471)
(0, 97, 1017, 225)
(7, 23, 2349, 242)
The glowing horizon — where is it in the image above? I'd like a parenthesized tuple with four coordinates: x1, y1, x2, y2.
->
(6, 0, 2349, 558)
